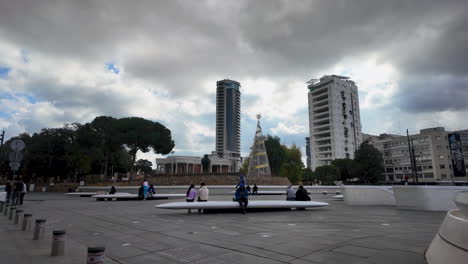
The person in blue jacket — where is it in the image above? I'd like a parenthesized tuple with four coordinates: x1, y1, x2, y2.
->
(234, 184, 249, 214)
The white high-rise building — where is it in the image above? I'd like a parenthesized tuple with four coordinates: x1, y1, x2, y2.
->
(307, 75, 362, 170)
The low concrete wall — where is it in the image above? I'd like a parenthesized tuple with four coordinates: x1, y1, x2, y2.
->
(343, 185, 395, 206)
(393, 185, 468, 211)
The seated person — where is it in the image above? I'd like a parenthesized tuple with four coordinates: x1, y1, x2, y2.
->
(234, 184, 249, 214)
(138, 185, 145, 200)
(286, 185, 296, 201)
(295, 186, 311, 201)
(147, 184, 156, 199)
(109, 186, 116, 195)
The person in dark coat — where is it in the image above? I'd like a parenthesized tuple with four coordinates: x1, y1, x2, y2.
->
(109, 186, 117, 194)
(295, 186, 311, 201)
(252, 184, 258, 195)
(12, 179, 24, 205)
(138, 185, 145, 200)
(5, 181, 12, 203)
(234, 184, 249, 214)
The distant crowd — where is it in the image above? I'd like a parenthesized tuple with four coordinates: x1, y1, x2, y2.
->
(107, 177, 312, 215)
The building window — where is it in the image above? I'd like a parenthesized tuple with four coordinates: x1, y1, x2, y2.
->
(436, 145, 441, 150)
(439, 155, 444, 159)
(441, 174, 447, 179)
(440, 164, 445, 169)
(436, 136, 441, 140)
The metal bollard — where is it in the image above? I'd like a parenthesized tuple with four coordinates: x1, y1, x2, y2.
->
(87, 246, 105, 264)
(22, 214, 32, 231)
(3, 204, 9, 216)
(14, 209, 24, 224)
(33, 219, 46, 240)
(9, 207, 16, 221)
(51, 230, 66, 256)
(0, 201, 3, 213)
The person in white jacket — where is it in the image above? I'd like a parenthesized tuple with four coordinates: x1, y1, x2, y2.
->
(197, 183, 209, 214)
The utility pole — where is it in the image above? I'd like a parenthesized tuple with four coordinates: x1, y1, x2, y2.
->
(0, 130, 4, 148)
(411, 138, 419, 184)
(406, 129, 416, 183)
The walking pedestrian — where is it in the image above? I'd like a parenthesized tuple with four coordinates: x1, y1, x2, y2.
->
(186, 184, 197, 214)
(197, 183, 209, 214)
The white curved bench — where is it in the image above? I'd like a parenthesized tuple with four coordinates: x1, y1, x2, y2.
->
(92, 193, 185, 201)
(156, 200, 329, 210)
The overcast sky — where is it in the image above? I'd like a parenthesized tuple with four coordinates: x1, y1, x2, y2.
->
(0, 0, 467, 163)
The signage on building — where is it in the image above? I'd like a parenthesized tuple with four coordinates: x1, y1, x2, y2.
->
(448, 133, 466, 177)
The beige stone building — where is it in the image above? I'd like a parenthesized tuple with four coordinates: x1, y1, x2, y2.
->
(365, 127, 457, 182)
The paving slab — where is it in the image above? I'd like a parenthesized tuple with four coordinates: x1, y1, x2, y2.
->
(0, 192, 445, 264)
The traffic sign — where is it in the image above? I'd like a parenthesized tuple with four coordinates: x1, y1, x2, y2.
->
(9, 151, 24, 162)
(9, 162, 20, 171)
(10, 139, 26, 151)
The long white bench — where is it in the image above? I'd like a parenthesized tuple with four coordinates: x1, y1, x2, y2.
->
(92, 193, 185, 201)
(66, 192, 98, 197)
(156, 200, 329, 210)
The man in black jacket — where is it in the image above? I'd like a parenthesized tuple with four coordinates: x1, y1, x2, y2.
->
(295, 186, 311, 201)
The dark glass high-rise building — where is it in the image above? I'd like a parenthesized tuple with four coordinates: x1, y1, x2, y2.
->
(216, 79, 241, 158)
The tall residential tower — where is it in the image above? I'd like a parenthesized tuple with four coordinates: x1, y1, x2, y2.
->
(216, 79, 241, 161)
(307, 75, 362, 170)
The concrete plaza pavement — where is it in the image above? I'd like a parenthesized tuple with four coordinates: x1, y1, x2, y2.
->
(0, 192, 445, 263)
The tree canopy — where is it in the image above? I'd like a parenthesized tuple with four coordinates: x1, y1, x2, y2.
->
(262, 135, 304, 184)
(0, 116, 174, 182)
(315, 165, 340, 185)
(353, 141, 384, 184)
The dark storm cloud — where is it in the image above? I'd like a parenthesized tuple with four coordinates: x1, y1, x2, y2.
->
(1, 0, 468, 140)
(395, 77, 468, 112)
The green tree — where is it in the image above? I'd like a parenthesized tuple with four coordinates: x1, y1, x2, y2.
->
(135, 159, 153, 175)
(279, 145, 304, 184)
(302, 168, 316, 185)
(201, 154, 210, 173)
(116, 117, 175, 177)
(331, 158, 357, 182)
(265, 135, 286, 176)
(315, 165, 340, 185)
(240, 157, 250, 175)
(354, 141, 384, 184)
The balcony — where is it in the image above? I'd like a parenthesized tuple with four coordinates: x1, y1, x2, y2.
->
(311, 86, 328, 96)
(314, 112, 329, 120)
(313, 93, 328, 102)
(314, 130, 331, 136)
(313, 98, 329, 108)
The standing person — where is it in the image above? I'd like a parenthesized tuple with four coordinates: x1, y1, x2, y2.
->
(252, 184, 258, 195)
(286, 185, 296, 201)
(246, 185, 251, 194)
(19, 181, 27, 205)
(295, 186, 311, 201)
(197, 183, 209, 214)
(5, 180, 12, 203)
(143, 179, 149, 199)
(12, 179, 23, 206)
(234, 184, 249, 214)
(185, 184, 197, 214)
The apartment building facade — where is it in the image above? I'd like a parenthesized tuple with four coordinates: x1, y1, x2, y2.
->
(365, 127, 459, 182)
(307, 75, 362, 170)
